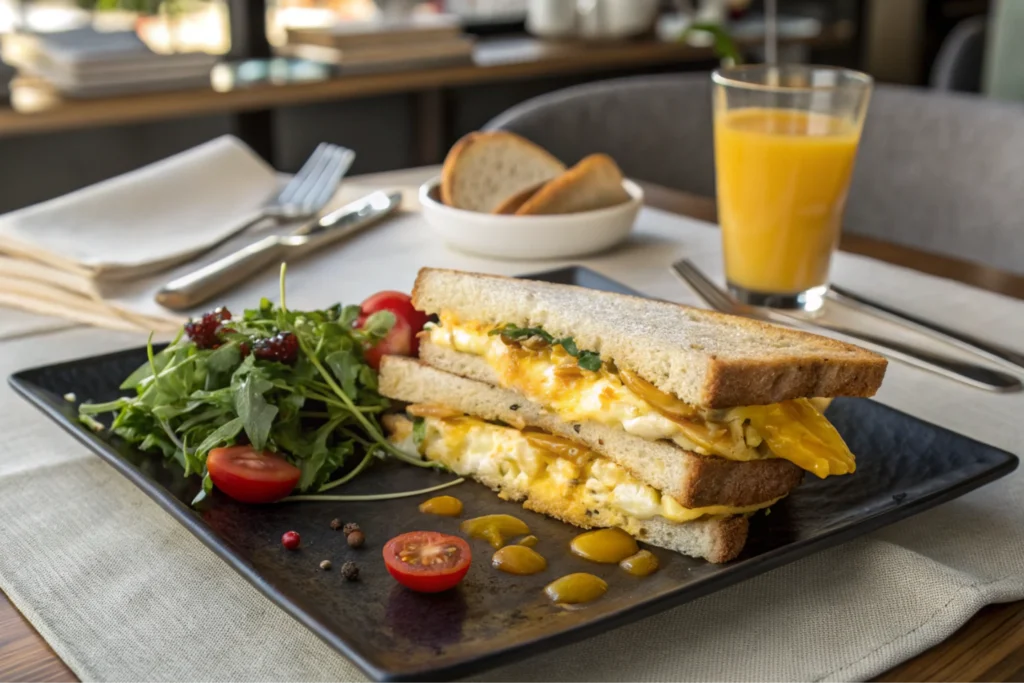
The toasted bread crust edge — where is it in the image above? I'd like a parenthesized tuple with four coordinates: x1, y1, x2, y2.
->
(492, 182, 543, 214)
(515, 153, 628, 215)
(411, 267, 887, 407)
(703, 356, 887, 409)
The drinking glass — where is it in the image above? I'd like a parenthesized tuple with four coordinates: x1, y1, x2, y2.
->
(712, 65, 873, 310)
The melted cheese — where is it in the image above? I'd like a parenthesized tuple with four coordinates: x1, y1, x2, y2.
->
(428, 317, 856, 478)
(392, 415, 776, 525)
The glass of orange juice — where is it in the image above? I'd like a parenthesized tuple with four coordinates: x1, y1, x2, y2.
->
(712, 65, 873, 310)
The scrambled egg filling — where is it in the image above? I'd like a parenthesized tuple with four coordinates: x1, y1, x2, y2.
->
(428, 316, 855, 478)
(390, 414, 776, 525)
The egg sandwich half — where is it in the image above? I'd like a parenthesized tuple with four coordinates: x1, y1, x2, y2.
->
(379, 268, 887, 563)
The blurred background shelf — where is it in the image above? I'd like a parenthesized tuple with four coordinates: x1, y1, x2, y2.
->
(0, 27, 853, 138)
(0, 0, 1003, 215)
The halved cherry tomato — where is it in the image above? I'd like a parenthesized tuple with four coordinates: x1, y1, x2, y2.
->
(356, 290, 427, 368)
(207, 445, 301, 504)
(383, 531, 472, 593)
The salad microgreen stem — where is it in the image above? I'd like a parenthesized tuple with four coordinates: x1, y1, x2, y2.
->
(281, 477, 465, 503)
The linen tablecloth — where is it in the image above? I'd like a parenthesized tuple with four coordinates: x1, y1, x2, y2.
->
(1, 201, 1023, 682)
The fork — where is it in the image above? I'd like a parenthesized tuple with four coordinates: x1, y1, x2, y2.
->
(174, 143, 355, 269)
(252, 142, 356, 228)
(670, 259, 1021, 392)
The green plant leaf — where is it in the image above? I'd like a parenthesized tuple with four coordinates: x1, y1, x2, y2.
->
(195, 416, 245, 457)
(325, 349, 362, 399)
(360, 310, 395, 340)
(234, 375, 278, 451)
(412, 417, 426, 448)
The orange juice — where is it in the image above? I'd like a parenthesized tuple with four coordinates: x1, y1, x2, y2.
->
(715, 108, 861, 295)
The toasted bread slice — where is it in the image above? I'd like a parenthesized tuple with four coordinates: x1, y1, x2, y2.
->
(440, 131, 565, 212)
(380, 354, 805, 508)
(383, 412, 749, 563)
(515, 153, 631, 215)
(492, 182, 543, 215)
(411, 268, 887, 408)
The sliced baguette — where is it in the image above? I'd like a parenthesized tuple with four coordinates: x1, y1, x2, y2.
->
(384, 413, 749, 563)
(516, 153, 631, 215)
(412, 268, 887, 408)
(440, 131, 565, 213)
(380, 354, 804, 508)
(492, 182, 543, 215)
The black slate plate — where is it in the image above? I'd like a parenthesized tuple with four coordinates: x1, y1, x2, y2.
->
(9, 266, 1019, 682)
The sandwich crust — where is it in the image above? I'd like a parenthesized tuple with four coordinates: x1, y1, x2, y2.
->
(412, 268, 886, 408)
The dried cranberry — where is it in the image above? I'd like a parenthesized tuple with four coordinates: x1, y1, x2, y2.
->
(184, 307, 233, 349)
(254, 332, 299, 364)
(282, 530, 301, 550)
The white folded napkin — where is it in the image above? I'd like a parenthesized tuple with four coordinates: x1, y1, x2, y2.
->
(0, 135, 280, 279)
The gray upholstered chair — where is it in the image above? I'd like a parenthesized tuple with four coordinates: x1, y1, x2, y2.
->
(485, 74, 1024, 275)
(930, 15, 987, 93)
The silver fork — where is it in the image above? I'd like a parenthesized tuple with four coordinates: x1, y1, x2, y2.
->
(253, 142, 356, 228)
(175, 143, 355, 267)
(671, 259, 1021, 392)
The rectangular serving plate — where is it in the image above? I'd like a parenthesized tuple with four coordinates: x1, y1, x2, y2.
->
(9, 266, 1019, 681)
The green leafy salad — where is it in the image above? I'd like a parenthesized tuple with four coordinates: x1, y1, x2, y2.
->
(78, 267, 458, 505)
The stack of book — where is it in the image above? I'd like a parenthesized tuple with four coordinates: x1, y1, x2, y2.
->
(280, 14, 474, 71)
(0, 27, 217, 98)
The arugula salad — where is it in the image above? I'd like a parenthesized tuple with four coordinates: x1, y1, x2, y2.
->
(79, 268, 455, 505)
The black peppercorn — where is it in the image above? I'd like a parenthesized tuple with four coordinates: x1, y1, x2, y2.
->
(342, 522, 360, 535)
(329, 518, 342, 531)
(341, 561, 359, 581)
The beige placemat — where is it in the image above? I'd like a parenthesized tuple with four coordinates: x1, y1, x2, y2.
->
(1, 208, 1024, 682)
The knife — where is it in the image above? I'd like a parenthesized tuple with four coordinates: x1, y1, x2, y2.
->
(829, 284, 1024, 374)
(671, 259, 1022, 393)
(156, 191, 402, 311)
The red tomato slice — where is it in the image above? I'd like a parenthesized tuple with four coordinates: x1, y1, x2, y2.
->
(383, 531, 472, 593)
(207, 445, 301, 504)
(360, 291, 429, 332)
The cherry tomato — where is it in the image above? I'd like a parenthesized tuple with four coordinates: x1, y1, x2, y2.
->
(359, 314, 413, 370)
(281, 531, 301, 550)
(207, 445, 301, 504)
(356, 290, 427, 369)
(360, 291, 429, 332)
(383, 531, 472, 593)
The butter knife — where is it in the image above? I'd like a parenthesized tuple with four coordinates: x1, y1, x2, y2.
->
(156, 191, 402, 311)
(829, 284, 1024, 374)
(671, 259, 1022, 393)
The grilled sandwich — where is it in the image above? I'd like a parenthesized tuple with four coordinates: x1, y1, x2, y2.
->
(380, 268, 887, 563)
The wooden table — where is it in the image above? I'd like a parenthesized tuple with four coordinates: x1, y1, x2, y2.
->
(2, 180, 1023, 682)
(0, 28, 852, 139)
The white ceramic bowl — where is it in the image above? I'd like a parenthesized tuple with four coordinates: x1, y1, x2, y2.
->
(418, 176, 643, 261)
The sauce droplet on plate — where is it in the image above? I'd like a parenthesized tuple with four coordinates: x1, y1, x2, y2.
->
(570, 528, 638, 563)
(516, 535, 539, 548)
(419, 495, 463, 517)
(544, 573, 608, 604)
(492, 545, 547, 575)
(619, 549, 659, 576)
(461, 514, 530, 549)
